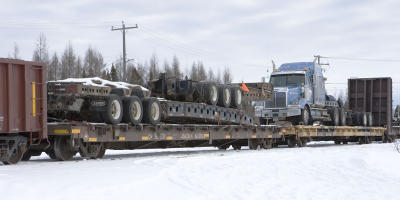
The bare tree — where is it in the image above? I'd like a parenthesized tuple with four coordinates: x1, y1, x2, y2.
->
(197, 61, 207, 81)
(32, 33, 49, 62)
(49, 53, 59, 81)
(12, 42, 20, 59)
(190, 62, 199, 81)
(148, 54, 159, 82)
(76, 57, 83, 78)
(207, 68, 215, 82)
(60, 42, 76, 79)
(223, 67, 233, 84)
(84, 46, 105, 77)
(163, 60, 173, 78)
(216, 69, 222, 84)
(172, 55, 181, 79)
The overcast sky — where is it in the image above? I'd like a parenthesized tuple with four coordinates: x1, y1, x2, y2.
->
(1, 0, 400, 99)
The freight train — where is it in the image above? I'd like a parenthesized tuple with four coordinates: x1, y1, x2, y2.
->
(0, 58, 397, 165)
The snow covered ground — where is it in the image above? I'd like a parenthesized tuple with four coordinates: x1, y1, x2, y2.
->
(1, 142, 400, 200)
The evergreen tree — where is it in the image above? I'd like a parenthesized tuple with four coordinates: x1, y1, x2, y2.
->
(110, 65, 119, 81)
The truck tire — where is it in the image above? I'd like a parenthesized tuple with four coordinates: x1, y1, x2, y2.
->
(367, 112, 373, 127)
(122, 96, 143, 125)
(358, 112, 367, 127)
(218, 85, 231, 108)
(101, 94, 123, 125)
(301, 106, 311, 125)
(339, 108, 346, 126)
(142, 97, 161, 125)
(204, 83, 218, 105)
(230, 86, 242, 109)
(330, 107, 339, 126)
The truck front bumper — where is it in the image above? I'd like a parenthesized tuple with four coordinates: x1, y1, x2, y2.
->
(256, 106, 301, 121)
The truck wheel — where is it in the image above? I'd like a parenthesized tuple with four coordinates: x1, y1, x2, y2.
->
(122, 96, 143, 125)
(204, 83, 218, 105)
(367, 112, 373, 127)
(358, 112, 367, 127)
(218, 85, 231, 108)
(301, 107, 311, 125)
(339, 108, 346, 126)
(142, 97, 161, 125)
(230, 86, 242, 109)
(330, 107, 339, 126)
(101, 94, 123, 125)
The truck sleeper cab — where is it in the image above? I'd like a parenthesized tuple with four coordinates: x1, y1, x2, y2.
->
(256, 61, 344, 126)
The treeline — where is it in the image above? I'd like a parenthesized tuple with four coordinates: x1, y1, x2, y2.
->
(15, 33, 233, 86)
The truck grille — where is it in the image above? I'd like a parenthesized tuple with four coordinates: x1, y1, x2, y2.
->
(264, 91, 287, 108)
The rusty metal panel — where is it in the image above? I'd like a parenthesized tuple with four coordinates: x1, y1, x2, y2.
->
(0, 58, 47, 139)
(348, 77, 392, 133)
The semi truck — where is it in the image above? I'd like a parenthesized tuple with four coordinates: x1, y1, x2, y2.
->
(256, 57, 347, 126)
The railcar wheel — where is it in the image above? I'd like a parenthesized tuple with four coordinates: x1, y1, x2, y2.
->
(122, 96, 143, 125)
(142, 97, 161, 125)
(45, 149, 57, 160)
(79, 142, 105, 159)
(248, 140, 259, 150)
(230, 86, 242, 109)
(218, 86, 231, 108)
(54, 137, 77, 161)
(297, 138, 307, 147)
(217, 144, 230, 150)
(232, 144, 242, 150)
(262, 139, 273, 149)
(102, 94, 123, 125)
(2, 145, 25, 165)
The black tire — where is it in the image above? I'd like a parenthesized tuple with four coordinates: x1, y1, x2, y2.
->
(204, 83, 218, 105)
(142, 97, 161, 125)
(339, 108, 346, 126)
(122, 96, 143, 125)
(367, 112, 373, 127)
(330, 107, 339, 126)
(101, 94, 123, 125)
(217, 85, 231, 108)
(358, 112, 367, 127)
(230, 86, 242, 109)
(301, 106, 311, 125)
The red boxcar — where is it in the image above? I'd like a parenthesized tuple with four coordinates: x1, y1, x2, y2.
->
(0, 58, 47, 164)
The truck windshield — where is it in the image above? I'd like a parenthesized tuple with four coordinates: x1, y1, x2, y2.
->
(270, 74, 305, 87)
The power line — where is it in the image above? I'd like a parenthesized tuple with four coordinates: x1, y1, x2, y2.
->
(319, 56, 400, 63)
(111, 21, 138, 82)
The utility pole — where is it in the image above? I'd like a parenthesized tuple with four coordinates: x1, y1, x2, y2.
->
(111, 21, 138, 81)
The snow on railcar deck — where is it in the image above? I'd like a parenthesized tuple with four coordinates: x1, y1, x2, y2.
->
(1, 142, 400, 200)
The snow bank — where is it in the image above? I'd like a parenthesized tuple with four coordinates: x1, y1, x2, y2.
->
(50, 77, 149, 91)
(1, 143, 400, 200)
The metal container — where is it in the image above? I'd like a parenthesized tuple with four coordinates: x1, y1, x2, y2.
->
(0, 58, 47, 140)
(348, 77, 392, 133)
